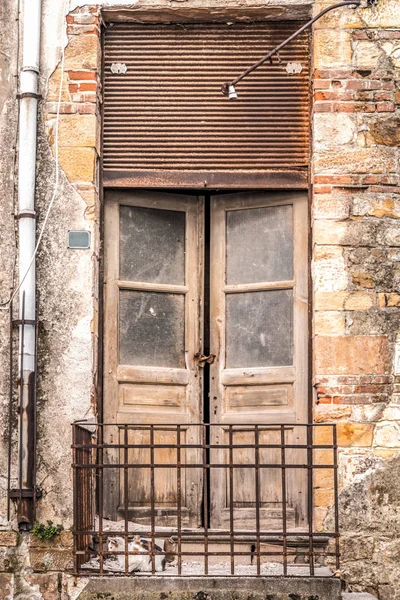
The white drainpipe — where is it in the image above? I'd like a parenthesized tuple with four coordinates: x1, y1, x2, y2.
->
(17, 0, 42, 528)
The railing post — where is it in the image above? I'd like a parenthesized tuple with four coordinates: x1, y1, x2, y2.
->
(281, 425, 288, 576)
(333, 424, 340, 571)
(254, 425, 261, 576)
(307, 424, 314, 575)
(177, 424, 182, 576)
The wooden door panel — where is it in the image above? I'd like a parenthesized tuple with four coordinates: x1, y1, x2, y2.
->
(104, 191, 203, 522)
(210, 192, 308, 528)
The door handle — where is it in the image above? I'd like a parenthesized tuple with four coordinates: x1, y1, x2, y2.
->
(194, 352, 216, 366)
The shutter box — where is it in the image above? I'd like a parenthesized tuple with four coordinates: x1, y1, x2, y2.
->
(103, 22, 310, 189)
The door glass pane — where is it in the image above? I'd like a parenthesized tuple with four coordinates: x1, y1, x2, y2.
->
(226, 290, 293, 368)
(226, 205, 293, 285)
(119, 290, 185, 368)
(119, 205, 186, 284)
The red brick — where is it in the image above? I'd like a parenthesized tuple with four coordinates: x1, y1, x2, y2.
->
(354, 385, 387, 394)
(374, 91, 393, 101)
(380, 175, 398, 185)
(369, 80, 385, 90)
(382, 31, 400, 39)
(314, 80, 331, 89)
(66, 15, 74, 24)
(361, 175, 379, 185)
(314, 102, 333, 112)
(82, 26, 99, 35)
(78, 92, 97, 103)
(332, 394, 388, 405)
(372, 375, 392, 384)
(346, 80, 369, 90)
(317, 397, 332, 405)
(317, 385, 356, 395)
(79, 82, 97, 92)
(376, 102, 395, 112)
(72, 14, 98, 25)
(354, 92, 373, 101)
(67, 24, 99, 35)
(314, 185, 332, 194)
(315, 69, 352, 79)
(369, 186, 400, 193)
(337, 376, 369, 384)
(318, 91, 354, 101)
(314, 175, 352, 184)
(352, 30, 369, 40)
(332, 102, 360, 112)
(77, 104, 97, 114)
(68, 83, 78, 93)
(68, 70, 96, 81)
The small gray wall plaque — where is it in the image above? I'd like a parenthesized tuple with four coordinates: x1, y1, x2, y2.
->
(68, 230, 91, 249)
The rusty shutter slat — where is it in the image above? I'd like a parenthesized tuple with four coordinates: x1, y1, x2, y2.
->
(103, 22, 310, 188)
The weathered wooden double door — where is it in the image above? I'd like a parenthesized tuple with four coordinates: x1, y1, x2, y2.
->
(103, 190, 308, 528)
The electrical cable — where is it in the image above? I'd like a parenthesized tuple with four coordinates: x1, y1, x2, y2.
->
(1, 0, 21, 310)
(221, 0, 363, 97)
(0, 0, 68, 311)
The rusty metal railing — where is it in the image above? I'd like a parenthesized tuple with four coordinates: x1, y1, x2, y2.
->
(72, 422, 339, 577)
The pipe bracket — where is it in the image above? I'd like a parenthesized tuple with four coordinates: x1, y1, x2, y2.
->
(17, 92, 42, 100)
(22, 66, 40, 74)
(16, 211, 37, 219)
(13, 319, 36, 327)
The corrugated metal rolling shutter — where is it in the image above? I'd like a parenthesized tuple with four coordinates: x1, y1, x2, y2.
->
(103, 22, 310, 188)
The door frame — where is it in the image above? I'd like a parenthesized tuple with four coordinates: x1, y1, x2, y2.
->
(97, 17, 312, 423)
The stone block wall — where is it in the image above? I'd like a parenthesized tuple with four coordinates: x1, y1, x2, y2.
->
(311, 0, 400, 595)
(0, 530, 87, 600)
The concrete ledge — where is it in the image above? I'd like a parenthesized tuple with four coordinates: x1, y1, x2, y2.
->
(78, 576, 341, 600)
(101, 1, 312, 23)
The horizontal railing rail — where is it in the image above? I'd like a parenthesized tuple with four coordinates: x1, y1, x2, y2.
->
(72, 422, 339, 577)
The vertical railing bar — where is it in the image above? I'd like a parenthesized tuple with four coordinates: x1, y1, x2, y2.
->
(229, 425, 235, 576)
(87, 428, 92, 564)
(281, 425, 288, 577)
(333, 425, 340, 572)
(254, 425, 261, 576)
(86, 428, 92, 564)
(124, 425, 129, 575)
(72, 424, 79, 576)
(98, 422, 104, 575)
(82, 427, 86, 566)
(7, 299, 13, 522)
(150, 425, 156, 575)
(307, 424, 314, 576)
(203, 424, 209, 576)
(177, 424, 182, 576)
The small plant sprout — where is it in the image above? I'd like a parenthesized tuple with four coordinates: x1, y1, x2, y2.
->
(31, 520, 64, 541)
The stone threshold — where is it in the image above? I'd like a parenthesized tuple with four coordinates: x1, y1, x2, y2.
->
(77, 575, 341, 600)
